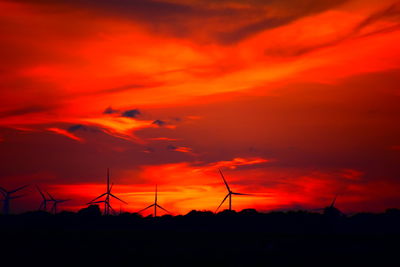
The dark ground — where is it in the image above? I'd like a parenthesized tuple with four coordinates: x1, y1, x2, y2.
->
(1, 207, 399, 266)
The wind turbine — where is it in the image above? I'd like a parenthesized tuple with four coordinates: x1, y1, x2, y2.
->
(137, 185, 169, 217)
(215, 169, 250, 213)
(323, 194, 342, 216)
(36, 185, 50, 211)
(0, 185, 29, 215)
(87, 168, 127, 215)
(47, 192, 69, 214)
(330, 195, 337, 208)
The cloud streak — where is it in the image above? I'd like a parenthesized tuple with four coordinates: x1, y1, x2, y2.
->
(48, 127, 83, 142)
(12, 0, 351, 44)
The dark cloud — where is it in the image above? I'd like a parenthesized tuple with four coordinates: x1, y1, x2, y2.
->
(218, 17, 292, 44)
(15, 0, 350, 44)
(166, 144, 178, 151)
(217, 0, 349, 43)
(152, 120, 166, 127)
(67, 124, 88, 132)
(16, 0, 210, 21)
(0, 105, 53, 119)
(103, 106, 119, 115)
(121, 109, 141, 118)
(354, 2, 400, 33)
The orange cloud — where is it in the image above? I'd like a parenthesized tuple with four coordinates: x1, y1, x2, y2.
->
(119, 157, 271, 214)
(47, 128, 83, 142)
(173, 146, 192, 153)
(167, 145, 194, 154)
(0, 111, 159, 143)
(27, 163, 400, 215)
(211, 157, 270, 169)
(1, 0, 399, 124)
(81, 116, 153, 143)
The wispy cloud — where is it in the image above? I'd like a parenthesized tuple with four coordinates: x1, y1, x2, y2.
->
(47, 127, 83, 142)
(81, 116, 152, 143)
(167, 144, 194, 154)
(148, 137, 180, 141)
(211, 157, 270, 169)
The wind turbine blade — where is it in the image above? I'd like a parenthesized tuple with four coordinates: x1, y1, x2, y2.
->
(109, 183, 114, 193)
(0, 187, 6, 196)
(137, 204, 155, 213)
(330, 195, 338, 208)
(215, 193, 230, 213)
(88, 192, 107, 203)
(156, 204, 170, 214)
(10, 185, 29, 194)
(110, 193, 127, 204)
(10, 194, 26, 199)
(36, 185, 46, 200)
(46, 192, 55, 201)
(219, 169, 230, 192)
(232, 192, 252, 196)
(88, 200, 105, 204)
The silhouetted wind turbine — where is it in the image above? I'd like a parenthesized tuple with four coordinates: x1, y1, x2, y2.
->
(0, 185, 29, 215)
(323, 194, 343, 217)
(309, 195, 339, 213)
(330, 195, 337, 208)
(215, 169, 250, 213)
(47, 192, 69, 214)
(137, 185, 169, 217)
(36, 185, 50, 212)
(87, 168, 127, 215)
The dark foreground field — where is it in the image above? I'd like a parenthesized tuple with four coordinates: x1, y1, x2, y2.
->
(1, 207, 399, 266)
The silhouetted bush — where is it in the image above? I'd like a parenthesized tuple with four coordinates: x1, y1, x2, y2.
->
(185, 210, 214, 217)
(1, 207, 400, 266)
(239, 208, 259, 216)
(78, 204, 102, 217)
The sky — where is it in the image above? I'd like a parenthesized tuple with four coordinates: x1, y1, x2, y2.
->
(0, 0, 400, 215)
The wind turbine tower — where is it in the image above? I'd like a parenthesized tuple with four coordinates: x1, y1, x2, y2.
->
(215, 169, 250, 213)
(47, 192, 69, 214)
(137, 185, 169, 217)
(87, 168, 127, 215)
(0, 185, 28, 215)
(36, 185, 50, 212)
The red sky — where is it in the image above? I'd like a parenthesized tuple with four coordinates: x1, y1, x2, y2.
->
(1, 0, 400, 215)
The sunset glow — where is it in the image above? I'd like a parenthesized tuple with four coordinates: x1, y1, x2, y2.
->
(1, 0, 400, 214)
